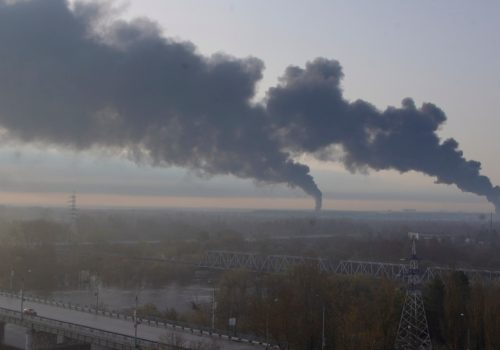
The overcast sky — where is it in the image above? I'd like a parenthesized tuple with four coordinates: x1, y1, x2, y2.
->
(1, 0, 499, 212)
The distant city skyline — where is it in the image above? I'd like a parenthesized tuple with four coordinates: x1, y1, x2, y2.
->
(0, 0, 499, 212)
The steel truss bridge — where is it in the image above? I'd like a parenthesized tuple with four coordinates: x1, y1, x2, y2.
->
(65, 249, 500, 284)
(198, 251, 500, 283)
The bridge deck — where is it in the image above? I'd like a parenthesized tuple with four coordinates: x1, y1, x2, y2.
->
(0, 294, 262, 350)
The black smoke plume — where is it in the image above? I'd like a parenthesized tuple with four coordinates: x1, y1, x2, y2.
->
(0, 0, 497, 212)
(267, 59, 500, 212)
(0, 0, 322, 209)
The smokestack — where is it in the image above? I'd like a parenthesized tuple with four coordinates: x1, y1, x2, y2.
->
(314, 193, 322, 212)
(487, 188, 500, 214)
(493, 201, 500, 215)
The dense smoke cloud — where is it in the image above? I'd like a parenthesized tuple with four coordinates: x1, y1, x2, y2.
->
(0, 0, 497, 212)
(0, 0, 322, 209)
(267, 59, 500, 212)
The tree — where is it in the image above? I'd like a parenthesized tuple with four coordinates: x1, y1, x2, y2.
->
(443, 271, 470, 350)
(424, 277, 445, 345)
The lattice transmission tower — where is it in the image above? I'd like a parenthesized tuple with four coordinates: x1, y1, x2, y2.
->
(394, 233, 432, 350)
(68, 191, 78, 242)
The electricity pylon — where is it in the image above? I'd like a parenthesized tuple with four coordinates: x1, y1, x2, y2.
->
(394, 233, 432, 350)
(68, 191, 78, 242)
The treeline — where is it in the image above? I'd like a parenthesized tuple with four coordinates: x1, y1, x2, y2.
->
(0, 244, 199, 291)
(183, 267, 499, 350)
(212, 267, 400, 350)
(1, 218, 500, 292)
(1, 215, 499, 267)
(0, 240, 203, 291)
(424, 273, 500, 350)
(0, 218, 208, 290)
(0, 217, 252, 290)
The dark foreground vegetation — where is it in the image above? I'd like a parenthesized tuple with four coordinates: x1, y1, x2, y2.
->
(131, 266, 500, 350)
(214, 268, 500, 350)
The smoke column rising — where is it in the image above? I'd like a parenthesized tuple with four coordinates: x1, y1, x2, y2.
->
(0, 0, 497, 212)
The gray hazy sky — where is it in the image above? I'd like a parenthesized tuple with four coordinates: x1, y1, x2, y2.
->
(1, 0, 499, 211)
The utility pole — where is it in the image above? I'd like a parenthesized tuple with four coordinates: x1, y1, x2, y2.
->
(394, 233, 432, 350)
(134, 294, 139, 348)
(467, 327, 471, 350)
(20, 277, 25, 320)
(265, 314, 269, 350)
(321, 304, 325, 350)
(94, 285, 99, 314)
(265, 298, 278, 349)
(211, 287, 216, 329)
(9, 269, 14, 291)
(19, 269, 31, 320)
(460, 313, 470, 350)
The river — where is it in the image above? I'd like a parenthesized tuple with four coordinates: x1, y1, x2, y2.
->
(50, 283, 213, 313)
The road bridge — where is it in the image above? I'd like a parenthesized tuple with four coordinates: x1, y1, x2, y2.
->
(0, 293, 267, 350)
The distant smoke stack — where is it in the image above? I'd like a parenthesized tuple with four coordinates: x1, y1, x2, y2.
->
(315, 194, 322, 211)
(487, 188, 500, 214)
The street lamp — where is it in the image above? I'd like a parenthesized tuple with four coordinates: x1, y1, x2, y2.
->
(460, 313, 470, 350)
(315, 293, 326, 350)
(20, 269, 31, 320)
(321, 304, 326, 350)
(20, 277, 25, 320)
(9, 269, 14, 291)
(133, 294, 139, 348)
(265, 312, 269, 349)
(211, 286, 216, 329)
(94, 286, 99, 314)
(265, 298, 278, 349)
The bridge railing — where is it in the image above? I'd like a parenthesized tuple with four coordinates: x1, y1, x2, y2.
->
(0, 306, 180, 350)
(0, 290, 271, 347)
